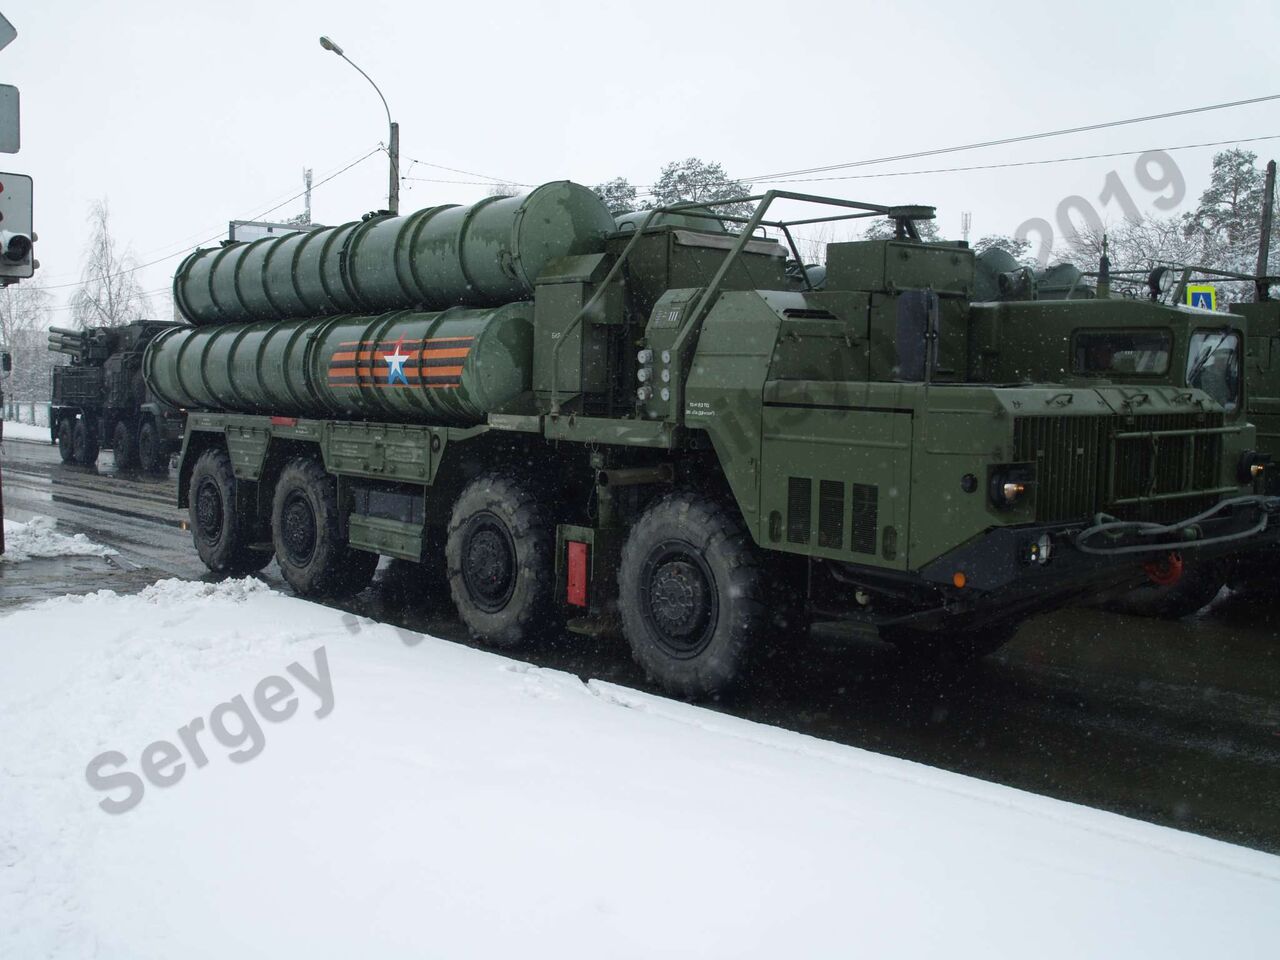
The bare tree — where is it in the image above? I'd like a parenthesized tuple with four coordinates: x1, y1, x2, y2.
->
(69, 199, 150, 328)
(0, 279, 56, 408)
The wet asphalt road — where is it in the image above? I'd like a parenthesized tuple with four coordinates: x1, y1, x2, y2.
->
(3, 434, 1280, 854)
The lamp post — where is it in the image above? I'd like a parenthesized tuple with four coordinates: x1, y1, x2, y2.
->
(319, 35, 399, 215)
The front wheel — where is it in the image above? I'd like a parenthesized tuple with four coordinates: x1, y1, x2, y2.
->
(138, 420, 168, 474)
(189, 447, 272, 574)
(617, 493, 768, 700)
(57, 417, 76, 463)
(113, 421, 139, 469)
(446, 473, 557, 648)
(72, 418, 99, 467)
(271, 458, 377, 598)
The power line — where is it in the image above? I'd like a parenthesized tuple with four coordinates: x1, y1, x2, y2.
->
(737, 93, 1280, 182)
(400, 155, 522, 186)
(757, 134, 1280, 184)
(41, 147, 384, 292)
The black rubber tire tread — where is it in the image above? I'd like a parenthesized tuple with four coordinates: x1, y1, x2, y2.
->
(271, 457, 376, 598)
(72, 419, 99, 467)
(446, 472, 558, 649)
(138, 419, 168, 474)
(1107, 558, 1225, 620)
(57, 418, 76, 463)
(884, 620, 1021, 669)
(617, 491, 769, 700)
(189, 447, 272, 574)
(113, 421, 138, 469)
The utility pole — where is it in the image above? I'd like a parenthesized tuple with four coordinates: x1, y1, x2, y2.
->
(1255, 159, 1275, 302)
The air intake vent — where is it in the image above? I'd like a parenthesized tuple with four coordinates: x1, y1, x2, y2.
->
(787, 477, 812, 544)
(782, 308, 839, 320)
(818, 480, 844, 549)
(851, 484, 878, 555)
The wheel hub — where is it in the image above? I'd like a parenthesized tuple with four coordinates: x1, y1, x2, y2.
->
(281, 493, 317, 564)
(642, 547, 716, 658)
(195, 480, 224, 545)
(461, 515, 516, 613)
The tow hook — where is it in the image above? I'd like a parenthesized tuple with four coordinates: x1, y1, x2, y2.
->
(1143, 551, 1184, 586)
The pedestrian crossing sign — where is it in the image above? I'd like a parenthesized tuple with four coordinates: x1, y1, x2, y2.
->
(1186, 284, 1217, 311)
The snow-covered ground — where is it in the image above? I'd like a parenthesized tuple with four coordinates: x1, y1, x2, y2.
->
(1, 419, 53, 443)
(1, 516, 117, 563)
(1, 576, 1277, 959)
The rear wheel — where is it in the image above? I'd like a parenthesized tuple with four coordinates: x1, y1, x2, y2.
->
(271, 458, 377, 598)
(446, 473, 557, 649)
(57, 417, 76, 463)
(618, 492, 768, 699)
(189, 447, 272, 574)
(113, 421, 139, 469)
(138, 419, 168, 474)
(72, 418, 99, 467)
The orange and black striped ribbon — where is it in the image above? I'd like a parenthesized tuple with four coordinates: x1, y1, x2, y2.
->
(327, 337, 474, 389)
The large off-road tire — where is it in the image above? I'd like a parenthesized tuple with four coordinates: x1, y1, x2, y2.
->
(112, 421, 139, 470)
(57, 417, 76, 463)
(138, 419, 168, 474)
(1107, 558, 1226, 620)
(271, 457, 377, 598)
(189, 447, 273, 575)
(72, 418, 99, 467)
(446, 473, 557, 649)
(617, 492, 769, 700)
(883, 620, 1021, 669)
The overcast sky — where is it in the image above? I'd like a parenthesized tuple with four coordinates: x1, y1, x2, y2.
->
(7, 0, 1280, 321)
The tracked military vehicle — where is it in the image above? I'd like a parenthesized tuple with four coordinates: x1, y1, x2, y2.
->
(144, 183, 1280, 698)
(48, 321, 185, 471)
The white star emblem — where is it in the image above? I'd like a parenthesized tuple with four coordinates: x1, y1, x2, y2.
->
(384, 340, 410, 385)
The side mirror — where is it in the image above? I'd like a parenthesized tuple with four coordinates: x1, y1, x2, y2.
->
(1, 351, 11, 373)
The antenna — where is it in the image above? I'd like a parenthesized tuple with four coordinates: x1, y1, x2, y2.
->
(960, 212, 972, 243)
(303, 167, 313, 225)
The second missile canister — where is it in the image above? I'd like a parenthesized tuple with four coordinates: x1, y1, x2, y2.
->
(172, 181, 616, 326)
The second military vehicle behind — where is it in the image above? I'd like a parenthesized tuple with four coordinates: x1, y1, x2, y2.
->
(48, 321, 185, 472)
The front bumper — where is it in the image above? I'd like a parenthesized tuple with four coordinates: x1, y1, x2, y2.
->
(914, 494, 1280, 609)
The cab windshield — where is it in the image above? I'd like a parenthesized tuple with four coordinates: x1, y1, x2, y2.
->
(1185, 329, 1241, 411)
(1072, 330, 1172, 376)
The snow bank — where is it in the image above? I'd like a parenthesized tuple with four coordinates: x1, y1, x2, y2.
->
(1, 419, 52, 443)
(1, 515, 117, 563)
(1, 578, 1276, 959)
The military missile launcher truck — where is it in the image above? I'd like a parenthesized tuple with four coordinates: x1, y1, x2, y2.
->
(145, 182, 1280, 698)
(48, 321, 186, 471)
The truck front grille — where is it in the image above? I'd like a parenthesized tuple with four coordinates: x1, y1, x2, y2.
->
(1012, 412, 1226, 524)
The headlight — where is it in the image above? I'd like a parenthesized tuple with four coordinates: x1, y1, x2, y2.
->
(1238, 450, 1272, 484)
(989, 464, 1035, 510)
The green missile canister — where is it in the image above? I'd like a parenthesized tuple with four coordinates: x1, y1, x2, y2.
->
(143, 303, 533, 426)
(172, 181, 616, 325)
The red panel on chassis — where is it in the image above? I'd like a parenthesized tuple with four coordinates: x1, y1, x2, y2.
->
(567, 541, 589, 607)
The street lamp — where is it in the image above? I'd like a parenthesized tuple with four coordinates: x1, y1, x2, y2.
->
(319, 35, 399, 215)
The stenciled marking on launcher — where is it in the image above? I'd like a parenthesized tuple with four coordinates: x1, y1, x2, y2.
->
(327, 334, 474, 390)
(83, 646, 335, 815)
(1015, 150, 1187, 268)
